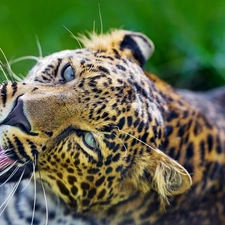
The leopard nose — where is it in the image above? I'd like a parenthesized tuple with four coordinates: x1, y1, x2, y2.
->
(1, 98, 37, 136)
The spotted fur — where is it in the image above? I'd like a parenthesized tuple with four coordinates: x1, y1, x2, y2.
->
(0, 29, 224, 225)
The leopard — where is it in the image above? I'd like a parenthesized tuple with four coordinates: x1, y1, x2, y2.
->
(0, 29, 224, 225)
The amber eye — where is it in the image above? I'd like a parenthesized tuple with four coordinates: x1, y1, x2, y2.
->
(61, 64, 75, 82)
(83, 132, 97, 150)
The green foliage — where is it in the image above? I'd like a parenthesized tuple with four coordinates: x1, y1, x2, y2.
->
(0, 0, 225, 90)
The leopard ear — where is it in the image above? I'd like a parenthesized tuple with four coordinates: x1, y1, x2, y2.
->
(80, 30, 154, 67)
(119, 30, 154, 67)
(131, 148, 192, 200)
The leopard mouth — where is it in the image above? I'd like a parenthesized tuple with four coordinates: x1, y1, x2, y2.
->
(0, 148, 15, 169)
(0, 147, 33, 183)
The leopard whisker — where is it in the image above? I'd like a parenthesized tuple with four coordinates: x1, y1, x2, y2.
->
(0, 148, 15, 159)
(18, 159, 36, 192)
(0, 151, 16, 162)
(96, 2, 103, 53)
(92, 20, 96, 38)
(0, 160, 18, 177)
(39, 171, 49, 225)
(112, 132, 128, 158)
(0, 148, 12, 154)
(0, 168, 25, 216)
(20, 167, 34, 193)
(64, 26, 83, 49)
(9, 55, 41, 82)
(31, 157, 37, 225)
(113, 125, 158, 152)
(0, 48, 13, 81)
(10, 56, 40, 64)
(35, 36, 43, 59)
(0, 163, 20, 187)
(98, 2, 103, 36)
(0, 63, 10, 82)
(0, 60, 23, 82)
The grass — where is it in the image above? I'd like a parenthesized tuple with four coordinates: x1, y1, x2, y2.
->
(0, 0, 225, 90)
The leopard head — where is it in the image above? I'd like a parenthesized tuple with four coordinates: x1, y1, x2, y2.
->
(0, 30, 191, 212)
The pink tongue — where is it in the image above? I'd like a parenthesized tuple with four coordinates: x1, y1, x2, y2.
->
(0, 148, 14, 170)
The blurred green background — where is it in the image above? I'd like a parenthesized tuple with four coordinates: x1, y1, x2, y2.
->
(0, 0, 225, 90)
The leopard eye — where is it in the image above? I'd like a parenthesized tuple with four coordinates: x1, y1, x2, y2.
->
(62, 64, 75, 82)
(83, 132, 97, 149)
